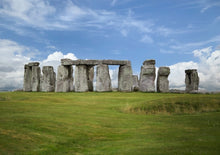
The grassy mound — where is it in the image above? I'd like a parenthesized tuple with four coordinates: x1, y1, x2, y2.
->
(0, 92, 220, 154)
(123, 94, 220, 114)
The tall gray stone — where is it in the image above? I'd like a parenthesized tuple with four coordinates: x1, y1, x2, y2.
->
(157, 67, 170, 93)
(41, 66, 56, 92)
(139, 59, 156, 92)
(55, 65, 73, 92)
(31, 66, 41, 92)
(96, 64, 112, 92)
(185, 69, 199, 93)
(118, 65, 133, 92)
(74, 65, 89, 92)
(23, 62, 40, 92)
(87, 66, 94, 91)
(132, 75, 139, 91)
(23, 65, 32, 92)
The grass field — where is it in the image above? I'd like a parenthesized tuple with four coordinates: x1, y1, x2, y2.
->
(0, 92, 220, 154)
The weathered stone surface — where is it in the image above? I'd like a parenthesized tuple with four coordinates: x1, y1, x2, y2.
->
(23, 65, 32, 92)
(74, 65, 89, 92)
(157, 67, 170, 92)
(23, 63, 41, 92)
(87, 66, 94, 91)
(28, 62, 40, 66)
(185, 69, 199, 93)
(139, 59, 156, 92)
(132, 75, 139, 91)
(41, 66, 56, 92)
(31, 66, 41, 92)
(55, 65, 73, 92)
(96, 64, 112, 92)
(61, 59, 131, 66)
(118, 65, 133, 92)
(143, 59, 155, 66)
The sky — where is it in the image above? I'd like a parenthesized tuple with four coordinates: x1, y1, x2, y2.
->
(0, 0, 220, 91)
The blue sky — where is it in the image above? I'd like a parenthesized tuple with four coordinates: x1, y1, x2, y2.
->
(0, 0, 220, 91)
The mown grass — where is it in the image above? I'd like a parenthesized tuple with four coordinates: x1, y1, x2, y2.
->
(0, 92, 220, 154)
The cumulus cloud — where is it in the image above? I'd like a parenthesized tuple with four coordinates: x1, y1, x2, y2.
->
(41, 51, 77, 73)
(169, 61, 198, 90)
(0, 38, 77, 91)
(169, 46, 220, 91)
(0, 39, 31, 90)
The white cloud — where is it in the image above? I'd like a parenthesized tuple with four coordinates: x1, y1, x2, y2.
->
(41, 51, 77, 71)
(169, 61, 198, 90)
(0, 0, 56, 29)
(167, 35, 220, 54)
(169, 46, 220, 91)
(0, 38, 78, 91)
(0, 39, 31, 90)
(0, 0, 154, 37)
(140, 35, 154, 44)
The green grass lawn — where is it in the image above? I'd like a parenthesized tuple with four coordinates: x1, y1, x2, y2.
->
(0, 92, 220, 154)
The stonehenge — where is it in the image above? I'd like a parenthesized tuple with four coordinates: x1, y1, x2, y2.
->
(41, 66, 56, 92)
(56, 65, 73, 92)
(139, 60, 156, 92)
(96, 64, 112, 92)
(23, 62, 41, 92)
(132, 75, 139, 91)
(23, 59, 199, 93)
(157, 67, 170, 93)
(118, 64, 133, 92)
(185, 69, 199, 93)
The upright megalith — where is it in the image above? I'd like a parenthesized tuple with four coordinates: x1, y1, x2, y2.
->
(185, 69, 199, 93)
(32, 66, 41, 92)
(157, 67, 170, 92)
(139, 59, 156, 92)
(118, 65, 133, 92)
(23, 62, 40, 92)
(132, 75, 139, 91)
(23, 65, 32, 92)
(96, 64, 112, 92)
(87, 66, 94, 91)
(55, 65, 73, 92)
(74, 65, 89, 92)
(41, 66, 56, 92)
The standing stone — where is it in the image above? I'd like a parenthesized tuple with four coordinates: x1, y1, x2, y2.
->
(55, 65, 73, 92)
(23, 65, 32, 92)
(96, 64, 112, 92)
(118, 65, 133, 92)
(185, 69, 199, 93)
(74, 65, 89, 92)
(41, 66, 56, 92)
(157, 67, 170, 93)
(132, 75, 139, 91)
(23, 62, 41, 92)
(31, 66, 41, 92)
(139, 60, 156, 92)
(87, 66, 94, 91)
